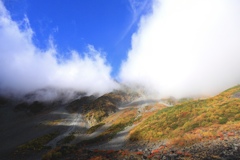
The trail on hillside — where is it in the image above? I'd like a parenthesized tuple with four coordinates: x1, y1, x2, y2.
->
(46, 110, 88, 148)
(71, 110, 124, 145)
(48, 97, 168, 149)
(119, 97, 171, 110)
(88, 98, 161, 150)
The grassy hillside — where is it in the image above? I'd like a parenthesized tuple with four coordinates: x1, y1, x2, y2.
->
(80, 103, 166, 146)
(130, 85, 240, 146)
(38, 85, 240, 160)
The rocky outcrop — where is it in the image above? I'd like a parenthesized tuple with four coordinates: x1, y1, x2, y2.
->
(184, 138, 240, 160)
(65, 89, 140, 126)
(232, 91, 240, 99)
(66, 95, 96, 113)
(43, 137, 240, 160)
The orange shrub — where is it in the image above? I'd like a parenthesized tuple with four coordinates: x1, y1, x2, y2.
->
(184, 152, 192, 157)
(227, 132, 235, 136)
(135, 151, 143, 155)
(106, 150, 115, 154)
(148, 154, 155, 159)
(89, 156, 103, 160)
(152, 149, 160, 154)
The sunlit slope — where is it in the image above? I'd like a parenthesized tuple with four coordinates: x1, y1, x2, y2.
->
(130, 85, 240, 144)
(80, 104, 166, 145)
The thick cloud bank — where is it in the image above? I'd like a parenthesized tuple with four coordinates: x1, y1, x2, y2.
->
(120, 0, 240, 98)
(0, 1, 118, 96)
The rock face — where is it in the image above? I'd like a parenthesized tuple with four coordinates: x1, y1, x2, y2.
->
(232, 91, 240, 99)
(184, 138, 240, 160)
(66, 95, 96, 113)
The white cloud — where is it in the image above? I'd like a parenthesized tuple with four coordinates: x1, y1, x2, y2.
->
(119, 0, 240, 98)
(0, 1, 118, 96)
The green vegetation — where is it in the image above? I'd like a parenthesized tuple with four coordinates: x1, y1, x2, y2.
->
(42, 146, 77, 160)
(45, 119, 63, 126)
(219, 117, 228, 124)
(86, 123, 105, 134)
(130, 85, 240, 143)
(178, 97, 194, 103)
(15, 132, 59, 155)
(80, 108, 137, 145)
(57, 133, 75, 145)
(86, 109, 108, 123)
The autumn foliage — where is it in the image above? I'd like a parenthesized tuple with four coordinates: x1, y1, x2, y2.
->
(129, 85, 240, 146)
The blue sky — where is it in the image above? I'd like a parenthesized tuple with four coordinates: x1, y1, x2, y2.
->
(0, 0, 240, 97)
(3, 0, 151, 76)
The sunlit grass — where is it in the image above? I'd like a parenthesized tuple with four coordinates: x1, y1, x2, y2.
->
(86, 123, 105, 134)
(129, 85, 240, 144)
(80, 108, 137, 145)
(44, 119, 63, 126)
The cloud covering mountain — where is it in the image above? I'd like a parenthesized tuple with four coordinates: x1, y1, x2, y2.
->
(0, 1, 118, 96)
(120, 0, 240, 98)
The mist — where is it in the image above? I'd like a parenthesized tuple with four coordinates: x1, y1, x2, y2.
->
(119, 0, 240, 98)
(0, 1, 119, 97)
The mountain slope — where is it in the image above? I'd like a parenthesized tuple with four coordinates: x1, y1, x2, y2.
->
(2, 85, 240, 160)
(42, 85, 240, 159)
(129, 85, 240, 145)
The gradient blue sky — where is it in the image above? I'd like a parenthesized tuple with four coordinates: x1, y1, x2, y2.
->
(3, 0, 152, 76)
